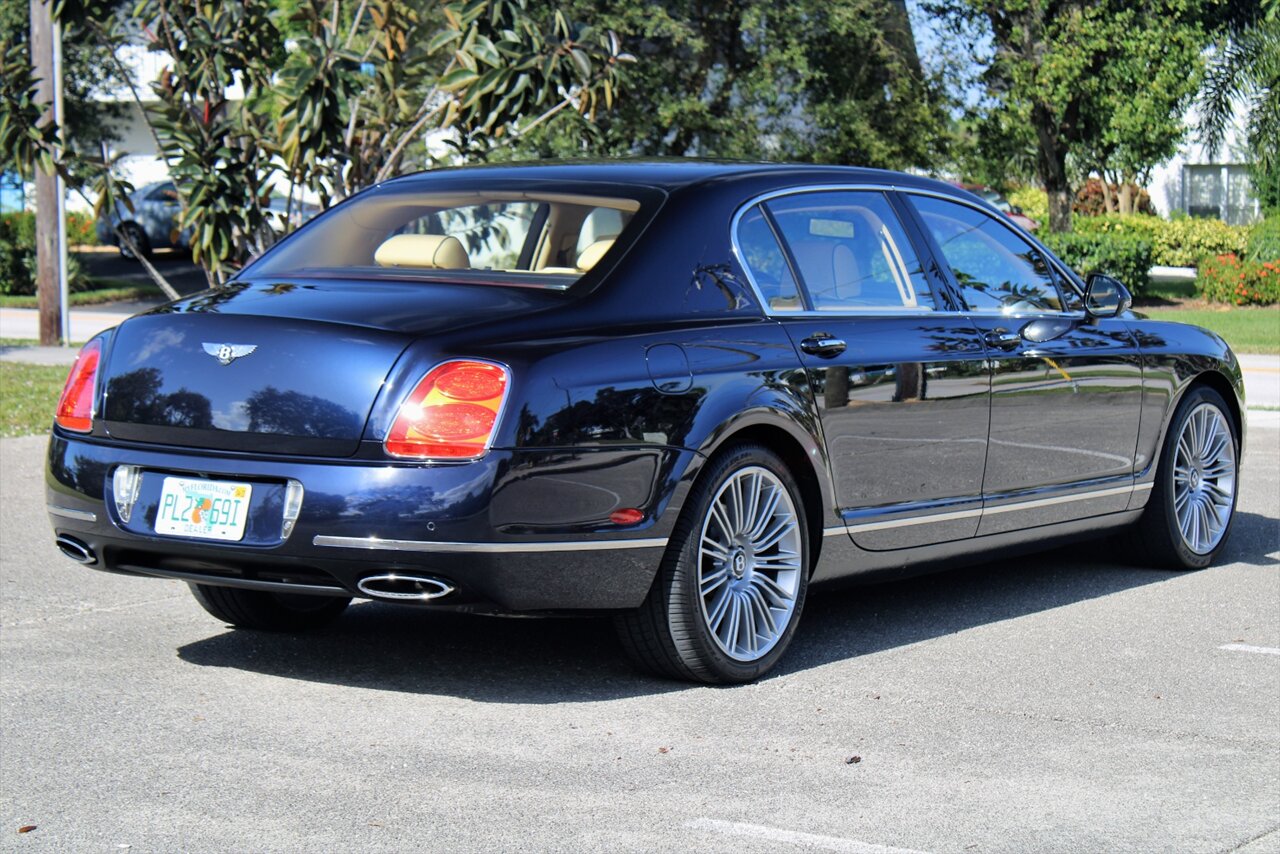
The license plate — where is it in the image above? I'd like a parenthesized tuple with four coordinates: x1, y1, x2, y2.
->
(155, 477, 253, 542)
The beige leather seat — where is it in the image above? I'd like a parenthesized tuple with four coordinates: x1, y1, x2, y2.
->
(374, 234, 470, 269)
(576, 238, 614, 272)
(790, 239, 861, 302)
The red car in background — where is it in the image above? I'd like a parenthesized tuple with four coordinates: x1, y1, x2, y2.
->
(954, 183, 1040, 232)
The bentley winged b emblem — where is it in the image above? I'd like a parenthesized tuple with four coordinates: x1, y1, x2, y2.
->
(202, 342, 258, 366)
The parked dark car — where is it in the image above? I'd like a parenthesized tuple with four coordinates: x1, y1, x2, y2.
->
(97, 181, 319, 259)
(51, 162, 1244, 683)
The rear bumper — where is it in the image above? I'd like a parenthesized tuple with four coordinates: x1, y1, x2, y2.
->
(46, 432, 690, 611)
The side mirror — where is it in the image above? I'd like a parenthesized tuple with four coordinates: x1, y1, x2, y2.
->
(1084, 273, 1132, 320)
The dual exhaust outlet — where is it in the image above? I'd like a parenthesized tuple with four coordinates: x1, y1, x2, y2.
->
(56, 534, 453, 603)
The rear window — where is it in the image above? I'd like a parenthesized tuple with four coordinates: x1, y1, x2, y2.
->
(242, 183, 645, 290)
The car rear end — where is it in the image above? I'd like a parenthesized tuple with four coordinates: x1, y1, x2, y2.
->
(46, 176, 669, 614)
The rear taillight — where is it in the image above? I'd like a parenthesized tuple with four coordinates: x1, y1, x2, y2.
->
(385, 360, 510, 460)
(55, 339, 102, 433)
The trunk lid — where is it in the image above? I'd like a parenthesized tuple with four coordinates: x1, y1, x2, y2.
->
(99, 279, 559, 456)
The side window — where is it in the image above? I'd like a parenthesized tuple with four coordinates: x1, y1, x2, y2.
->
(765, 191, 934, 312)
(736, 205, 802, 312)
(910, 195, 1063, 314)
(148, 183, 178, 203)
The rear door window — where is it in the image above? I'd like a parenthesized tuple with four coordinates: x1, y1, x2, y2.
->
(760, 190, 936, 312)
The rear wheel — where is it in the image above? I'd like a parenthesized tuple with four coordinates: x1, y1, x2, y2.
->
(615, 444, 809, 683)
(1128, 386, 1239, 569)
(117, 222, 151, 260)
(188, 583, 350, 631)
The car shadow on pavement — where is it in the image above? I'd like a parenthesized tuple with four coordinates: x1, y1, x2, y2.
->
(175, 511, 1278, 701)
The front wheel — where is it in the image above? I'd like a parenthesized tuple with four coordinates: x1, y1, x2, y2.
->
(614, 444, 809, 683)
(1128, 386, 1239, 569)
(189, 583, 351, 631)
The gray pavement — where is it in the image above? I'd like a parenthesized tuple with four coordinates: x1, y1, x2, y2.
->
(1, 425, 1277, 852)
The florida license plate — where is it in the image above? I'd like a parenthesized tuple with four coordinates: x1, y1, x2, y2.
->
(155, 477, 253, 542)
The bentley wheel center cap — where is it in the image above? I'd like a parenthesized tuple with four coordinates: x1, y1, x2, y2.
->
(730, 550, 747, 579)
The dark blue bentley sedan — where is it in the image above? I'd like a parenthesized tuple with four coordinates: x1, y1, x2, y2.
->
(48, 162, 1245, 683)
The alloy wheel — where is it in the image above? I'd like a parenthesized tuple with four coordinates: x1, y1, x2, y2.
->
(696, 466, 803, 661)
(1172, 403, 1236, 554)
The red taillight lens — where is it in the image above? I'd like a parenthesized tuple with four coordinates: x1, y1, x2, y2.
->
(55, 339, 102, 433)
(385, 360, 509, 459)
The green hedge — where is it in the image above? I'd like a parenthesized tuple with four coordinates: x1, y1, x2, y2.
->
(0, 212, 88, 296)
(1071, 214, 1247, 268)
(1247, 215, 1280, 262)
(1040, 231, 1154, 296)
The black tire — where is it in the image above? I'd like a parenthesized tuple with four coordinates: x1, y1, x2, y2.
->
(188, 583, 351, 631)
(1126, 385, 1240, 570)
(614, 443, 810, 684)
(118, 223, 151, 260)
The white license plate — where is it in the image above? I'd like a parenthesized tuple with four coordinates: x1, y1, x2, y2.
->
(155, 477, 253, 542)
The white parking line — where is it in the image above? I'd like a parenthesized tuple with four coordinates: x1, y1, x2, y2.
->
(687, 818, 929, 854)
(1219, 643, 1280, 656)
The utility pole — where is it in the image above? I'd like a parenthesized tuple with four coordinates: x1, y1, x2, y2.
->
(30, 0, 63, 346)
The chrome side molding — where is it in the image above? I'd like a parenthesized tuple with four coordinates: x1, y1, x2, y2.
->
(314, 535, 669, 553)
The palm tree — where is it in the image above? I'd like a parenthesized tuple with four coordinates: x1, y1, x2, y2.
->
(1197, 5, 1280, 211)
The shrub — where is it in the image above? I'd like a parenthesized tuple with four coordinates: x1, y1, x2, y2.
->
(1073, 178, 1155, 216)
(1246, 215, 1280, 263)
(1007, 186, 1048, 224)
(67, 211, 97, 246)
(1197, 253, 1280, 305)
(1072, 214, 1248, 268)
(0, 211, 88, 296)
(1041, 230, 1154, 296)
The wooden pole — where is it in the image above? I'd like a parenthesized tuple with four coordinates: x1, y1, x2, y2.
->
(30, 0, 61, 346)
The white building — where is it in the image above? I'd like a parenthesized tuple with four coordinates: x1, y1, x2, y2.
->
(1147, 101, 1261, 225)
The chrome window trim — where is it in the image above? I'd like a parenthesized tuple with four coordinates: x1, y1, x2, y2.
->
(313, 534, 669, 553)
(900, 188, 1086, 300)
(730, 183, 955, 320)
(47, 504, 98, 522)
(729, 183, 1086, 320)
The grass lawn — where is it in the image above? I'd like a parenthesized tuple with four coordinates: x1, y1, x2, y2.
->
(0, 280, 162, 309)
(1137, 306, 1280, 354)
(0, 362, 66, 438)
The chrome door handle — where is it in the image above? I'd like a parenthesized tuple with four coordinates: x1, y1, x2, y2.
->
(800, 334, 847, 358)
(984, 329, 1022, 351)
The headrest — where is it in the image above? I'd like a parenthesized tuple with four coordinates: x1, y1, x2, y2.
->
(576, 239, 614, 272)
(374, 234, 470, 269)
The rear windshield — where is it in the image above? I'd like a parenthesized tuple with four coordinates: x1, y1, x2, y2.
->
(241, 183, 646, 290)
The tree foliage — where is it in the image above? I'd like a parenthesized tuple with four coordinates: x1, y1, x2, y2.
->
(1197, 2, 1280, 212)
(491, 0, 948, 169)
(928, 0, 1218, 231)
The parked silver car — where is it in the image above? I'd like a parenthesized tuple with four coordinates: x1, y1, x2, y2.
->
(97, 182, 320, 259)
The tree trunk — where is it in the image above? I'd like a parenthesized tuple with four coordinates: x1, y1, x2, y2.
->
(31, 0, 61, 345)
(1099, 177, 1114, 213)
(1117, 182, 1133, 215)
(1033, 107, 1072, 233)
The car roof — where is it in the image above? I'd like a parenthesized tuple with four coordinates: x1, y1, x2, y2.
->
(385, 159, 966, 196)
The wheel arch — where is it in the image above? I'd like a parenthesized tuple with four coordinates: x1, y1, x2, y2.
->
(679, 408, 836, 574)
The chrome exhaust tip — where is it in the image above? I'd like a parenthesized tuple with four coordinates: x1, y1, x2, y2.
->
(356, 573, 456, 602)
(56, 535, 97, 565)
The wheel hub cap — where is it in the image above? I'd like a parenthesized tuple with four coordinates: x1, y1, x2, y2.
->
(1173, 403, 1236, 555)
(696, 466, 803, 662)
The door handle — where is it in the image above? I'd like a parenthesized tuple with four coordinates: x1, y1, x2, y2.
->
(984, 329, 1022, 351)
(800, 334, 847, 358)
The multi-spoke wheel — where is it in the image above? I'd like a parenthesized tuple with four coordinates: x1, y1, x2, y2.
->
(697, 466, 803, 662)
(1128, 386, 1239, 569)
(614, 444, 809, 683)
(1172, 403, 1237, 554)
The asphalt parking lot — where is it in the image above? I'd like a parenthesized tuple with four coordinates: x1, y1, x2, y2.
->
(2, 424, 1277, 853)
